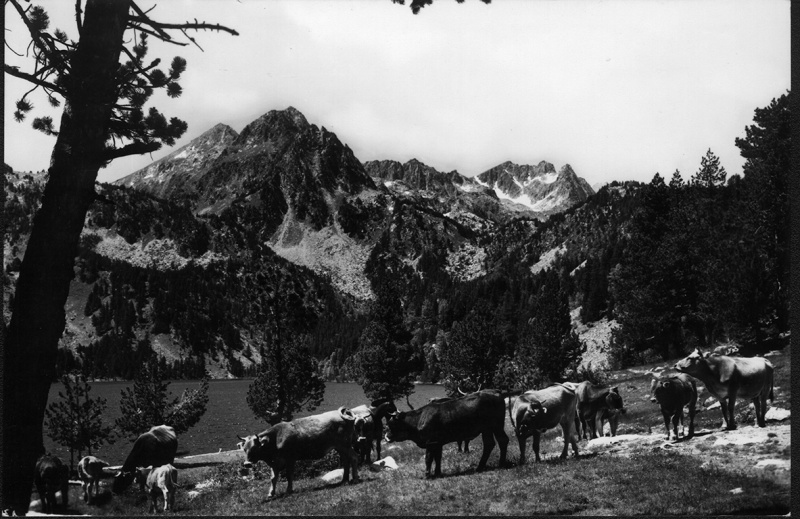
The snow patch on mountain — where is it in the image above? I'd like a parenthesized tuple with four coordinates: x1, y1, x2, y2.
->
(268, 209, 374, 301)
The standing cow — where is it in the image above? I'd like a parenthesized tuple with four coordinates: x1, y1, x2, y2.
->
(513, 384, 579, 464)
(650, 373, 697, 441)
(113, 425, 178, 494)
(351, 398, 398, 463)
(675, 349, 774, 429)
(34, 454, 69, 514)
(428, 396, 471, 453)
(385, 390, 509, 478)
(77, 455, 110, 504)
(135, 464, 178, 513)
(238, 407, 361, 498)
(574, 382, 626, 439)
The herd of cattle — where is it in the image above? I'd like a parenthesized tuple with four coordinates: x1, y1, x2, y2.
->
(33, 348, 775, 513)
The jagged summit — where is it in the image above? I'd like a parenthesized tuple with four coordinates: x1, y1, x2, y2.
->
(476, 160, 594, 214)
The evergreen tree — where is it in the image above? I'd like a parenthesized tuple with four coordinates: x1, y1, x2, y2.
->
(691, 149, 727, 188)
(246, 332, 325, 424)
(117, 355, 210, 440)
(45, 371, 115, 471)
(669, 169, 684, 189)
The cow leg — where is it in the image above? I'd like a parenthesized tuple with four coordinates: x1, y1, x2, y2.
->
(477, 431, 495, 471)
(672, 410, 682, 440)
(516, 433, 527, 465)
(285, 462, 295, 494)
(754, 395, 766, 428)
(594, 413, 605, 438)
(375, 434, 382, 460)
(495, 428, 509, 468)
(720, 397, 736, 430)
(609, 413, 619, 437)
(162, 487, 170, 511)
(82, 481, 89, 502)
(425, 447, 435, 478)
(687, 403, 696, 439)
(662, 411, 672, 440)
(434, 445, 443, 477)
(532, 431, 542, 463)
(456, 441, 462, 453)
(267, 466, 278, 499)
(566, 421, 580, 458)
(348, 446, 360, 483)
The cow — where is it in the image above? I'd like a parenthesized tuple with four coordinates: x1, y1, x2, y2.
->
(575, 382, 626, 439)
(675, 348, 774, 429)
(77, 455, 110, 504)
(428, 396, 470, 453)
(237, 407, 361, 498)
(512, 383, 579, 464)
(134, 464, 178, 513)
(596, 407, 622, 437)
(351, 398, 398, 463)
(384, 389, 509, 478)
(34, 454, 69, 514)
(649, 373, 697, 441)
(113, 425, 178, 494)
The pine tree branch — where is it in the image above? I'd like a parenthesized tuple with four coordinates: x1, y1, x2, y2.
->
(127, 22, 189, 47)
(4, 64, 64, 94)
(101, 141, 162, 162)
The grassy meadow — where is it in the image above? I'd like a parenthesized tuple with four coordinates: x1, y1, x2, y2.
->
(41, 348, 790, 515)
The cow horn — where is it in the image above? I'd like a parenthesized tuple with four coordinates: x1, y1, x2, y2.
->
(457, 386, 467, 396)
(236, 434, 247, 441)
(340, 406, 355, 421)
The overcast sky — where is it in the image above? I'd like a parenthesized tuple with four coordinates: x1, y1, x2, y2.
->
(3, 0, 790, 187)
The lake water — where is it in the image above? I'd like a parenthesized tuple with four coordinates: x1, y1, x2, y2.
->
(44, 379, 448, 467)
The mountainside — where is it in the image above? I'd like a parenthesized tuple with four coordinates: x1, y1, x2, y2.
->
(476, 160, 594, 215)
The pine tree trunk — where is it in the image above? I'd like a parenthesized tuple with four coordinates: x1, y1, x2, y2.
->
(2, 1, 129, 513)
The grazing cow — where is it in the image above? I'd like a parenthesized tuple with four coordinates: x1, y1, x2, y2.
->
(351, 398, 398, 463)
(34, 454, 69, 514)
(675, 349, 774, 429)
(135, 464, 178, 513)
(575, 382, 626, 439)
(385, 390, 509, 478)
(650, 374, 697, 441)
(512, 384, 579, 464)
(113, 425, 178, 494)
(77, 455, 110, 504)
(238, 407, 361, 498)
(596, 407, 622, 437)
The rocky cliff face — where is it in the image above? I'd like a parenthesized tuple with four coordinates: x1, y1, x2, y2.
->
(476, 160, 594, 214)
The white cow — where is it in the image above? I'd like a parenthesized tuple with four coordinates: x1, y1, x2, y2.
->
(135, 464, 178, 513)
(77, 455, 110, 504)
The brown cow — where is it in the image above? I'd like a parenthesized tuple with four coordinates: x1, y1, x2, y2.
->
(77, 455, 110, 504)
(351, 398, 398, 463)
(675, 349, 774, 429)
(650, 373, 697, 440)
(34, 454, 69, 514)
(512, 384, 579, 464)
(238, 407, 361, 498)
(574, 382, 626, 439)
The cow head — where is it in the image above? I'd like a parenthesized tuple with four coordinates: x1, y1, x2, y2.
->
(237, 434, 269, 469)
(384, 411, 410, 443)
(606, 387, 625, 411)
(674, 348, 705, 374)
(354, 415, 367, 444)
(112, 470, 136, 494)
(517, 401, 547, 436)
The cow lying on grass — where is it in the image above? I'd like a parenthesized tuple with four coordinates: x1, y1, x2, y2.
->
(238, 407, 362, 498)
(676, 349, 774, 430)
(135, 464, 178, 513)
(385, 390, 509, 478)
(77, 455, 110, 504)
(650, 373, 697, 441)
(512, 383, 579, 464)
(34, 454, 69, 514)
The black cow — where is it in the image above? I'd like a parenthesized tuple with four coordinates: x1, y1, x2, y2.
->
(650, 373, 697, 441)
(113, 425, 178, 494)
(385, 390, 509, 478)
(351, 398, 398, 463)
(575, 381, 626, 439)
(34, 454, 69, 514)
(428, 396, 470, 453)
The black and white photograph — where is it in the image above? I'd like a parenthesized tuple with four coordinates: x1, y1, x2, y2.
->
(3, 0, 790, 515)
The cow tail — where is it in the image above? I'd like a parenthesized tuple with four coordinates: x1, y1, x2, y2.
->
(507, 395, 516, 430)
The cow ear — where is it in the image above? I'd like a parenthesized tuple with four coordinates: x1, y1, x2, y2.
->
(611, 386, 619, 393)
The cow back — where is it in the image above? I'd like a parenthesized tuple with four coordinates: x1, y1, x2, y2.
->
(122, 425, 178, 472)
(514, 384, 577, 431)
(406, 391, 506, 446)
(269, 409, 355, 461)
